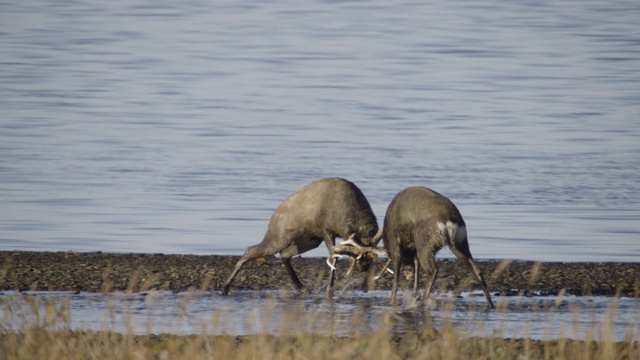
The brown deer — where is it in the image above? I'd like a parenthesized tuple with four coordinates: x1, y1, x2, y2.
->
(222, 177, 381, 298)
(381, 186, 494, 309)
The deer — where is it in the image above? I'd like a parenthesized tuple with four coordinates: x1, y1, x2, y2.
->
(339, 186, 495, 309)
(381, 186, 494, 309)
(221, 177, 382, 299)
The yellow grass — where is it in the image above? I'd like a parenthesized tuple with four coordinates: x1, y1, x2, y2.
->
(1, 292, 639, 360)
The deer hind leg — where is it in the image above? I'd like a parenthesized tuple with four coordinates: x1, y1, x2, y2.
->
(465, 258, 494, 309)
(223, 243, 271, 295)
(222, 257, 248, 295)
(449, 245, 494, 309)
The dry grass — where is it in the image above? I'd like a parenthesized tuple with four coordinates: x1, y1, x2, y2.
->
(1, 293, 638, 360)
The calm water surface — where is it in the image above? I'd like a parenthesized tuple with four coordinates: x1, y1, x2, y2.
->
(1, 1, 639, 261)
(2, 290, 638, 341)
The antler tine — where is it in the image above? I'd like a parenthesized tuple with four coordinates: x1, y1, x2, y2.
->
(371, 227, 384, 244)
(345, 257, 357, 277)
(326, 254, 342, 270)
(340, 236, 362, 248)
(374, 258, 394, 280)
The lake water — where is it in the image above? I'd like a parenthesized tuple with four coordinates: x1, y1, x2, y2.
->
(2, 290, 638, 341)
(1, 1, 639, 262)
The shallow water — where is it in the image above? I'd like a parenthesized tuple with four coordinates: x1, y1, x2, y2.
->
(1, 1, 640, 262)
(2, 290, 638, 341)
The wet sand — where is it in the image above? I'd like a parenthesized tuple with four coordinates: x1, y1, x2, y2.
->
(1, 251, 639, 296)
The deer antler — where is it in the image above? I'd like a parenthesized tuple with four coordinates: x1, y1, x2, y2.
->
(374, 258, 394, 279)
(371, 227, 384, 244)
(325, 234, 392, 279)
(332, 239, 388, 258)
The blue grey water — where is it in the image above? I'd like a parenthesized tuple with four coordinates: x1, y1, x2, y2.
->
(1, 1, 640, 262)
(3, 290, 638, 340)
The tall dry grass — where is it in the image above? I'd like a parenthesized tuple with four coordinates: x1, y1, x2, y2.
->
(1, 292, 638, 360)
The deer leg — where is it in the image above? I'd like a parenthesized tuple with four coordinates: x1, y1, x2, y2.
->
(323, 233, 338, 299)
(223, 243, 268, 295)
(326, 257, 338, 299)
(413, 255, 420, 296)
(281, 257, 307, 293)
(419, 254, 439, 307)
(390, 252, 403, 307)
(465, 258, 495, 309)
(222, 257, 249, 295)
(360, 259, 380, 292)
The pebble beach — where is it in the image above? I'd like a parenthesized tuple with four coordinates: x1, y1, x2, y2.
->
(1, 251, 638, 297)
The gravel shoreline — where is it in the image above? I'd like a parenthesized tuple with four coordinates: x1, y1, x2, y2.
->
(1, 251, 639, 296)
